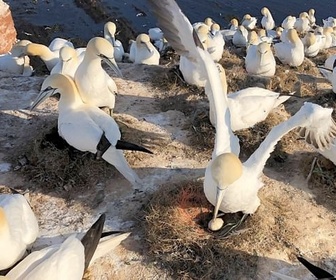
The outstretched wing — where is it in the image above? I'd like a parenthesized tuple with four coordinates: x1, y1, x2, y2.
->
(245, 102, 336, 173)
(147, 0, 239, 156)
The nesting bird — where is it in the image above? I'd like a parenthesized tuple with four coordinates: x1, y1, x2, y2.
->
(31, 74, 153, 185)
(131, 34, 160, 65)
(274, 29, 304, 67)
(0, 194, 39, 270)
(74, 37, 122, 115)
(104, 21, 125, 62)
(294, 12, 311, 34)
(50, 46, 82, 78)
(232, 25, 248, 47)
(241, 14, 257, 30)
(245, 42, 276, 77)
(207, 23, 225, 62)
(220, 18, 238, 41)
(147, 0, 336, 234)
(261, 7, 275, 31)
(0, 40, 33, 76)
(302, 32, 320, 57)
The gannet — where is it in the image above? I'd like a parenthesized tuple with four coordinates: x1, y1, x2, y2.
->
(74, 37, 122, 115)
(258, 29, 273, 44)
(0, 194, 39, 270)
(242, 14, 257, 30)
(50, 46, 81, 79)
(261, 7, 275, 31)
(131, 33, 160, 65)
(245, 42, 276, 77)
(31, 74, 153, 185)
(0, 40, 33, 76)
(274, 29, 305, 67)
(282, 15, 296, 30)
(323, 17, 336, 28)
(314, 26, 327, 49)
(207, 23, 225, 62)
(104, 21, 125, 62)
(294, 12, 311, 33)
(147, 0, 336, 233)
(24, 43, 60, 71)
(272, 256, 336, 280)
(192, 17, 214, 31)
(48, 37, 74, 52)
(148, 27, 169, 52)
(323, 27, 334, 49)
(247, 31, 261, 47)
(307, 8, 316, 27)
(302, 32, 320, 57)
(220, 18, 238, 41)
(5, 214, 129, 280)
(232, 25, 248, 47)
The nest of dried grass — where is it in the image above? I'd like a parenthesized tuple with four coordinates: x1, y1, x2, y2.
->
(144, 179, 303, 279)
(20, 126, 117, 196)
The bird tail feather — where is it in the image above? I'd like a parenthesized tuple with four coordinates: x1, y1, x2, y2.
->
(102, 148, 140, 185)
(89, 232, 131, 266)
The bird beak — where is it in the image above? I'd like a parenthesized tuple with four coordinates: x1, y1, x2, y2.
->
(144, 41, 153, 53)
(212, 186, 226, 221)
(100, 54, 123, 77)
(30, 87, 56, 111)
(110, 36, 116, 46)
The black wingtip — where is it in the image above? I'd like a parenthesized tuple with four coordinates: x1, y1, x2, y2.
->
(81, 213, 106, 270)
(116, 140, 153, 154)
(297, 256, 335, 279)
(100, 230, 126, 238)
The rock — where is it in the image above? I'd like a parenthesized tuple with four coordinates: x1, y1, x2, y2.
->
(0, 0, 17, 54)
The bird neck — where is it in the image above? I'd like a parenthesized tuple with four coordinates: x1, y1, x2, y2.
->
(0, 208, 9, 236)
(58, 80, 83, 111)
(244, 108, 306, 174)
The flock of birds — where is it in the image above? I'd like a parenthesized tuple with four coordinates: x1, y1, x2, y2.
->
(1, 0, 336, 279)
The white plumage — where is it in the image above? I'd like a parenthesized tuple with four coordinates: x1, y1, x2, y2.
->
(147, 0, 336, 231)
(261, 7, 275, 31)
(132, 34, 160, 65)
(74, 37, 122, 114)
(0, 194, 39, 270)
(104, 21, 125, 62)
(31, 74, 142, 185)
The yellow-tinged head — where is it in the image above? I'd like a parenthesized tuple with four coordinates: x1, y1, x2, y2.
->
(211, 23, 220, 32)
(87, 37, 114, 57)
(287, 28, 300, 43)
(305, 32, 316, 46)
(261, 7, 269, 16)
(308, 8, 315, 16)
(104, 21, 117, 37)
(258, 41, 271, 54)
(258, 28, 267, 37)
(243, 14, 252, 20)
(59, 46, 77, 62)
(25, 43, 50, 57)
(197, 25, 209, 35)
(248, 30, 259, 44)
(299, 12, 309, 19)
(230, 18, 238, 27)
(204, 17, 213, 26)
(324, 27, 333, 35)
(136, 33, 150, 44)
(211, 153, 242, 189)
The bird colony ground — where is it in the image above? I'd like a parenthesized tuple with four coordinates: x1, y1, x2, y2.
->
(1, 45, 336, 279)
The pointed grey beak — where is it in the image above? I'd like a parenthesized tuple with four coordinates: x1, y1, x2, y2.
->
(100, 54, 123, 77)
(144, 41, 153, 53)
(110, 36, 116, 46)
(30, 87, 56, 111)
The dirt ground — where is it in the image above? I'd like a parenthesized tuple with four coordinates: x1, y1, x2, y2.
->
(1, 2, 336, 279)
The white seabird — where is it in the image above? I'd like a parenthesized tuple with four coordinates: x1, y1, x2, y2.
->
(274, 29, 304, 67)
(147, 0, 336, 233)
(132, 33, 160, 65)
(207, 23, 225, 62)
(232, 25, 248, 47)
(294, 12, 311, 34)
(302, 32, 320, 57)
(241, 14, 257, 30)
(0, 40, 33, 76)
(31, 73, 153, 185)
(74, 37, 122, 115)
(104, 21, 125, 62)
(261, 7, 275, 31)
(5, 214, 130, 280)
(220, 18, 238, 41)
(0, 193, 39, 270)
(245, 41, 276, 77)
